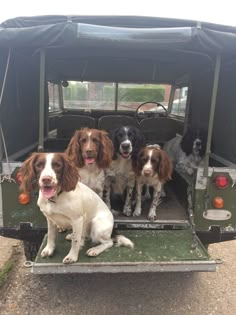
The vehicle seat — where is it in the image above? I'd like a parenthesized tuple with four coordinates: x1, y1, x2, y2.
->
(56, 115, 96, 138)
(139, 117, 183, 145)
(97, 115, 139, 132)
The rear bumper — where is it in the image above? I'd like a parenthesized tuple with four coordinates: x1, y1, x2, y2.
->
(0, 223, 46, 242)
(197, 226, 236, 245)
(32, 260, 217, 274)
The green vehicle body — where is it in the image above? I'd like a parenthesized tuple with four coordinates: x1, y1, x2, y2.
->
(0, 15, 236, 273)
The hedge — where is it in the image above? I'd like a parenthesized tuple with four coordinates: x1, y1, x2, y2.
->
(103, 85, 165, 102)
(64, 83, 165, 102)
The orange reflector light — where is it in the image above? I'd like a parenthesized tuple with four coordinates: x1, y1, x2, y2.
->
(213, 197, 224, 209)
(18, 193, 30, 205)
(214, 175, 228, 189)
(15, 171, 23, 184)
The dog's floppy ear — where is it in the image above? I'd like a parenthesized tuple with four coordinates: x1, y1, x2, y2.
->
(158, 149, 173, 183)
(180, 128, 193, 156)
(134, 148, 144, 176)
(110, 128, 119, 159)
(61, 153, 80, 192)
(132, 127, 145, 159)
(199, 129, 207, 157)
(19, 153, 40, 193)
(65, 130, 84, 167)
(97, 130, 114, 168)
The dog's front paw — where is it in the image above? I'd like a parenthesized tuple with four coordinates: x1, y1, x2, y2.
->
(123, 206, 132, 216)
(148, 209, 157, 221)
(63, 254, 78, 264)
(133, 208, 141, 217)
(41, 245, 55, 258)
(187, 168, 194, 175)
(86, 247, 100, 257)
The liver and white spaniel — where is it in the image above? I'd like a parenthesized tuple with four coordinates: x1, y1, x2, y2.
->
(164, 128, 206, 175)
(133, 145, 173, 221)
(65, 128, 113, 198)
(20, 152, 133, 264)
(104, 126, 145, 216)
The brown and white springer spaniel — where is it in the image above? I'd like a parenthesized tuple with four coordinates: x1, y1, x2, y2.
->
(20, 152, 133, 264)
(65, 128, 113, 198)
(134, 145, 173, 221)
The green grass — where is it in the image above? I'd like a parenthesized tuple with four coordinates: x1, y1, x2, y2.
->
(0, 261, 13, 287)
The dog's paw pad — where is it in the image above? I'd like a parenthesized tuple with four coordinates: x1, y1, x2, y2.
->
(133, 209, 141, 217)
(63, 255, 77, 264)
(123, 208, 132, 216)
(86, 248, 100, 257)
(41, 246, 54, 258)
(148, 211, 157, 221)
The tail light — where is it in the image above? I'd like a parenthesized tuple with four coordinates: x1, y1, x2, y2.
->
(212, 197, 224, 209)
(18, 193, 30, 205)
(214, 175, 229, 189)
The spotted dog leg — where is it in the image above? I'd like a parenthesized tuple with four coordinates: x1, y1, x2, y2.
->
(148, 186, 162, 221)
(133, 182, 143, 217)
(103, 179, 111, 210)
(123, 177, 135, 216)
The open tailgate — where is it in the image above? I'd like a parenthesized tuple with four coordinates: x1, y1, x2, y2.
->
(32, 229, 217, 274)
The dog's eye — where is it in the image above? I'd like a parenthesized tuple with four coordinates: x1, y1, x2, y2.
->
(35, 161, 45, 169)
(151, 158, 158, 164)
(141, 157, 148, 163)
(80, 138, 87, 143)
(52, 162, 62, 169)
(92, 138, 98, 143)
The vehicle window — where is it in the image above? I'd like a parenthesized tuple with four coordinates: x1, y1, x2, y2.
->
(62, 81, 171, 111)
(117, 83, 170, 111)
(63, 81, 115, 110)
(48, 83, 60, 112)
(171, 87, 188, 117)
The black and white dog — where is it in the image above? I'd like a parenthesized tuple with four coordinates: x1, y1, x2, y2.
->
(104, 126, 145, 216)
(164, 127, 206, 175)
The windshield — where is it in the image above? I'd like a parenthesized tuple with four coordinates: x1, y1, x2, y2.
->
(62, 81, 171, 111)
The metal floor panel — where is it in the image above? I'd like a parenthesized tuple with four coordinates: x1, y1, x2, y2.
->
(32, 230, 217, 274)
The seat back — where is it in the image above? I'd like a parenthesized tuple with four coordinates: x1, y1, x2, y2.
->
(97, 115, 138, 132)
(139, 117, 184, 145)
(57, 115, 96, 138)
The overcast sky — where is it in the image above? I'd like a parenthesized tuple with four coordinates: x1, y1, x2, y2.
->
(0, 0, 235, 26)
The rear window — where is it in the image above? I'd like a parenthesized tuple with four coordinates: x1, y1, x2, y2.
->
(62, 81, 171, 111)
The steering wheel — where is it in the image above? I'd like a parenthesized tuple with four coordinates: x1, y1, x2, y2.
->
(135, 101, 168, 124)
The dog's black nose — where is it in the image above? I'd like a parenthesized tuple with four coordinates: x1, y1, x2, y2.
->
(121, 143, 130, 150)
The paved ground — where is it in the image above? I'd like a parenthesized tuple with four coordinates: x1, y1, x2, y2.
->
(0, 238, 236, 315)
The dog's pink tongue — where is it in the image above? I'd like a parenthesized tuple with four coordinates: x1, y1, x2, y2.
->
(122, 152, 130, 158)
(41, 187, 56, 199)
(85, 157, 95, 164)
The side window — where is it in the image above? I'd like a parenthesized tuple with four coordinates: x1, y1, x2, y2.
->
(48, 83, 60, 112)
(171, 87, 188, 117)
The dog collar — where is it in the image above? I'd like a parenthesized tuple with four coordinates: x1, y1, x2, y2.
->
(48, 189, 62, 203)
